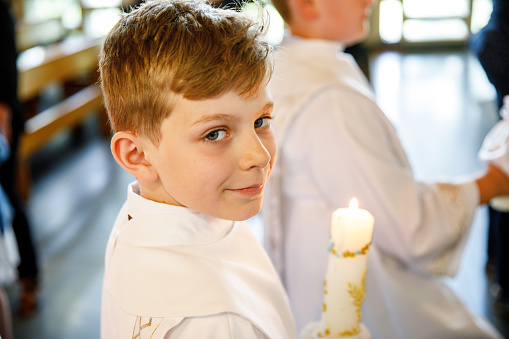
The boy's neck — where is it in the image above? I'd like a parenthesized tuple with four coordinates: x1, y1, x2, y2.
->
(137, 180, 184, 207)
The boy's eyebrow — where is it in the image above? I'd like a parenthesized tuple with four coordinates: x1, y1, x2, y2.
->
(263, 102, 274, 112)
(192, 113, 239, 126)
(192, 102, 274, 126)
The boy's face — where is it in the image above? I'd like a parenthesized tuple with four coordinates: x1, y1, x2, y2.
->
(315, 0, 375, 45)
(141, 85, 276, 221)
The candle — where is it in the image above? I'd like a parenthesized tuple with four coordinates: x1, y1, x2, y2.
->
(317, 198, 374, 338)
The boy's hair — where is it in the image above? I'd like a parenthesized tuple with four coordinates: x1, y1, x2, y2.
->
(100, 0, 272, 144)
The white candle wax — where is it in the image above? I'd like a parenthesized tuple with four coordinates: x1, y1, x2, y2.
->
(318, 198, 374, 338)
(330, 199, 374, 255)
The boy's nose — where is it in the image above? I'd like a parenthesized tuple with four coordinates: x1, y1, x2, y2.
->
(239, 134, 271, 171)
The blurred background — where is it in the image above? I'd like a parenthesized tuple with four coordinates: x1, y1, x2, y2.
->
(0, 0, 507, 337)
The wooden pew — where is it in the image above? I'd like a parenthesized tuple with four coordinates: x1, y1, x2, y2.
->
(16, 35, 107, 199)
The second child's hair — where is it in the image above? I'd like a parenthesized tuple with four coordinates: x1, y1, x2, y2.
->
(100, 0, 272, 144)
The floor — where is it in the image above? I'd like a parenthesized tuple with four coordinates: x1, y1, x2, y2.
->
(370, 47, 508, 336)
(5, 47, 509, 338)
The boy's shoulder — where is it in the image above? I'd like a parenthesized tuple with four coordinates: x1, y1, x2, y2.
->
(103, 214, 294, 337)
(102, 310, 267, 338)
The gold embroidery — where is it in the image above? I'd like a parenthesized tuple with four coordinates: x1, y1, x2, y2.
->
(431, 183, 467, 275)
(149, 318, 164, 339)
(140, 318, 153, 331)
(132, 317, 156, 339)
(132, 317, 141, 338)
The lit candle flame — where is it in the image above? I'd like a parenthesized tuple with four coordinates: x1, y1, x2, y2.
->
(349, 198, 358, 209)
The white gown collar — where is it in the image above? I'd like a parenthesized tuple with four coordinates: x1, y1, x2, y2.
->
(125, 181, 233, 246)
(127, 181, 191, 218)
(106, 182, 297, 338)
(282, 34, 345, 58)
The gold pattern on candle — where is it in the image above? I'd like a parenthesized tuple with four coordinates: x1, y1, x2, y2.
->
(339, 325, 361, 337)
(342, 271, 367, 337)
(328, 241, 372, 258)
(318, 199, 374, 338)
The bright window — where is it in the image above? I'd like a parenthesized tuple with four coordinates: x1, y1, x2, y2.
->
(379, 0, 403, 44)
(403, 0, 470, 18)
(379, 0, 493, 44)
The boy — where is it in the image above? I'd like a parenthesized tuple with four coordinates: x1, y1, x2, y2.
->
(262, 0, 509, 337)
(99, 1, 296, 337)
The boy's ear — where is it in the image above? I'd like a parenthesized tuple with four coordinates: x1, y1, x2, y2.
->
(110, 131, 159, 183)
(293, 0, 319, 20)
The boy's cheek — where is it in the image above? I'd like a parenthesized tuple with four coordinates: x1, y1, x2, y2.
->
(267, 139, 277, 167)
(270, 148, 277, 169)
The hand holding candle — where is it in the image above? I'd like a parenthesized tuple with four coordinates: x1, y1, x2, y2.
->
(317, 198, 374, 338)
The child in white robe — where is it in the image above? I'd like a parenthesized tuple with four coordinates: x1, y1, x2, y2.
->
(99, 1, 296, 337)
(262, 0, 509, 337)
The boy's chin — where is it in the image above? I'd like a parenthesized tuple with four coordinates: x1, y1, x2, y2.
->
(213, 203, 263, 222)
(344, 30, 369, 47)
(221, 210, 261, 222)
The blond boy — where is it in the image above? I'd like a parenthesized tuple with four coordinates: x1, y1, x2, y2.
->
(99, 1, 296, 337)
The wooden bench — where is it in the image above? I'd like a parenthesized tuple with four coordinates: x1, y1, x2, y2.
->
(16, 35, 107, 199)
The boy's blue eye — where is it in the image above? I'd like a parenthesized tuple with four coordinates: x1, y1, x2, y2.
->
(205, 129, 227, 141)
(254, 117, 271, 128)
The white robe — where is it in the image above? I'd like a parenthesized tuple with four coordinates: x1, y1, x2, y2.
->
(101, 182, 297, 339)
(262, 35, 502, 339)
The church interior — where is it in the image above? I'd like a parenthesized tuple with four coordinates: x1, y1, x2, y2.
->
(1, 0, 508, 337)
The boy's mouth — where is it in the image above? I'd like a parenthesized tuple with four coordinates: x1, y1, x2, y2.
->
(227, 183, 264, 197)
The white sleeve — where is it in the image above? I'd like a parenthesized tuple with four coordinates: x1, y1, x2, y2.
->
(285, 87, 479, 277)
(163, 313, 268, 339)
